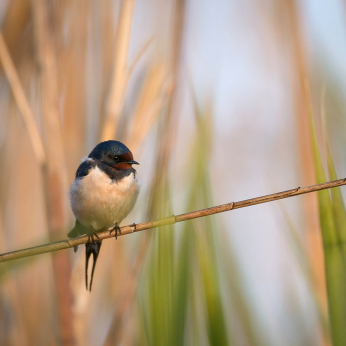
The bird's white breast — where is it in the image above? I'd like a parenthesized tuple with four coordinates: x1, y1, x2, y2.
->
(69, 165, 140, 231)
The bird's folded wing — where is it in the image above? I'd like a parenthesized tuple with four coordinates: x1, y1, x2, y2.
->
(68, 219, 87, 238)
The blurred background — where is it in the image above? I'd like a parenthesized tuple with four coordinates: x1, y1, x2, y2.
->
(0, 0, 346, 345)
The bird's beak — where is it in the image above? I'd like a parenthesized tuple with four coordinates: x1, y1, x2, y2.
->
(126, 160, 139, 165)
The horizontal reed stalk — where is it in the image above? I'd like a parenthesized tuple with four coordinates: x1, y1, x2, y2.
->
(1, 178, 346, 263)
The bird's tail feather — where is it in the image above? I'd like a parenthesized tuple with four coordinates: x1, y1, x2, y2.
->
(85, 241, 102, 291)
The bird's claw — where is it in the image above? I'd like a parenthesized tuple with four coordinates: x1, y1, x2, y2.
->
(109, 222, 121, 240)
(88, 232, 100, 245)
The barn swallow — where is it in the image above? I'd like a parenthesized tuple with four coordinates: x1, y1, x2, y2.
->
(68, 140, 140, 291)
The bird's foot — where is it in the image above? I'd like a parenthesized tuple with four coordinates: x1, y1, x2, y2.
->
(109, 222, 121, 240)
(87, 232, 100, 245)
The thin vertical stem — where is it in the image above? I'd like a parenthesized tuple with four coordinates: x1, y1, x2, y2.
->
(284, 0, 328, 329)
(100, 0, 135, 141)
(31, 0, 74, 344)
(0, 32, 46, 166)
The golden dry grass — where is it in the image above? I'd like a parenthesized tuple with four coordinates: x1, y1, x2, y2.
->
(0, 1, 339, 345)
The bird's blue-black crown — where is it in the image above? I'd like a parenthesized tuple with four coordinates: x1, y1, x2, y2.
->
(88, 140, 131, 160)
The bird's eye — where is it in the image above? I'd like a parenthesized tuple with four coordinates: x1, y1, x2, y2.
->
(114, 156, 119, 161)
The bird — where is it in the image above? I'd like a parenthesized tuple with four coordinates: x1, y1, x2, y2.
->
(68, 140, 140, 291)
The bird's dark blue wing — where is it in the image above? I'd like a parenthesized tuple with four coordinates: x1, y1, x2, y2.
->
(75, 159, 95, 179)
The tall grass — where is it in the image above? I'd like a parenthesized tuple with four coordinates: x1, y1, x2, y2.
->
(311, 116, 346, 346)
(0, 1, 342, 346)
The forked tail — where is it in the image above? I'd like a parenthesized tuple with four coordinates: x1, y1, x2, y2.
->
(85, 241, 102, 291)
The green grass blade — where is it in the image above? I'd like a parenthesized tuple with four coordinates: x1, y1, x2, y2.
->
(326, 146, 346, 243)
(311, 116, 346, 345)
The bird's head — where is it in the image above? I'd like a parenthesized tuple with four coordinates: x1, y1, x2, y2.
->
(88, 140, 139, 170)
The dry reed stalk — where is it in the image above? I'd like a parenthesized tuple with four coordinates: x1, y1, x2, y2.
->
(32, 0, 74, 344)
(103, 64, 171, 344)
(7, 125, 55, 343)
(82, 21, 162, 331)
(0, 32, 46, 166)
(284, 0, 328, 336)
(105, 1, 186, 341)
(277, 200, 330, 342)
(0, 4, 56, 336)
(103, 231, 152, 346)
(0, 102, 40, 345)
(91, 8, 166, 344)
(64, 3, 151, 342)
(52, 4, 90, 343)
(154, 0, 185, 172)
(129, 64, 171, 149)
(0, 111, 56, 344)
(99, 1, 117, 116)
(54, 0, 88, 172)
(2, 280, 30, 346)
(66, 3, 144, 343)
(127, 36, 154, 77)
(100, 0, 135, 141)
(99, 1, 136, 333)
(0, 0, 30, 69)
(103, 37, 160, 307)
(102, 67, 168, 344)
(1, 178, 346, 263)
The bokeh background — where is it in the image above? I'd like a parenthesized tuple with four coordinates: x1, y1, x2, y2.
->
(0, 0, 346, 345)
